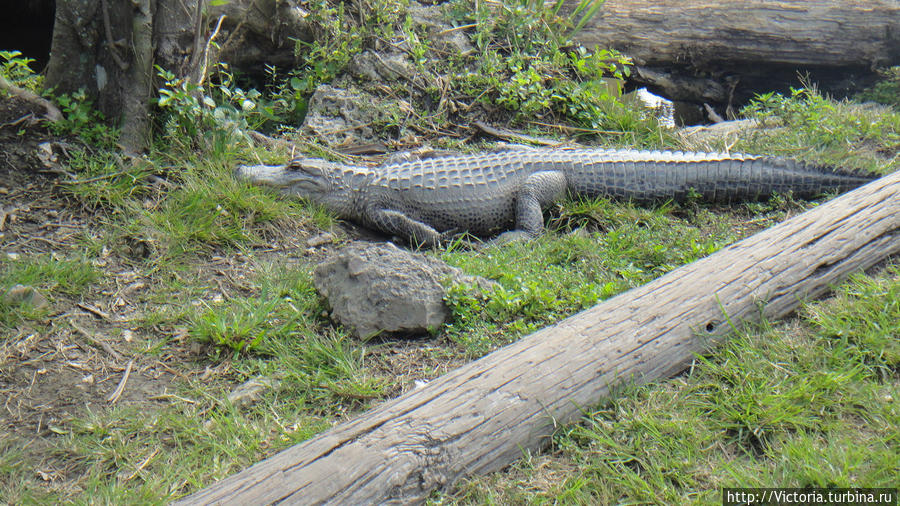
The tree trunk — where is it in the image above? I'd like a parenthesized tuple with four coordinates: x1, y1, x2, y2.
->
(44, 0, 160, 152)
(119, 0, 155, 152)
(178, 172, 899, 504)
(43, 0, 311, 152)
(572, 0, 900, 112)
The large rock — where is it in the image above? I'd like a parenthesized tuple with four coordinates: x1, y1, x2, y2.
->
(349, 51, 414, 83)
(313, 242, 495, 338)
(406, 2, 474, 55)
(301, 85, 400, 147)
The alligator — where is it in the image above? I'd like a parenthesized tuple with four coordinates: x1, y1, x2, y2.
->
(235, 148, 877, 247)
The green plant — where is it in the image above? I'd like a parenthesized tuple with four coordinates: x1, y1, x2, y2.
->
(0, 254, 99, 297)
(446, 0, 632, 129)
(157, 66, 252, 146)
(856, 66, 900, 108)
(276, 0, 406, 106)
(190, 292, 286, 352)
(50, 90, 119, 147)
(741, 87, 900, 171)
(0, 50, 42, 90)
(62, 150, 153, 208)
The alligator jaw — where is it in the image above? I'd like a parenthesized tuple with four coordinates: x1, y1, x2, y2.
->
(234, 163, 299, 190)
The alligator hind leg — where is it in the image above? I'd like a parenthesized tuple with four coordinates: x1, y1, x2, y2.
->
(495, 171, 568, 243)
(369, 208, 443, 248)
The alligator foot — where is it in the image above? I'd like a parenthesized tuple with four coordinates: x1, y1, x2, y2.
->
(490, 230, 534, 246)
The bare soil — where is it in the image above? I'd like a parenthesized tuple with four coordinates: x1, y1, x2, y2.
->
(0, 98, 188, 482)
(0, 95, 469, 495)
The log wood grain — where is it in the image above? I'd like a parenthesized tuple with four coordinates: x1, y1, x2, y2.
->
(575, 0, 900, 68)
(179, 170, 899, 505)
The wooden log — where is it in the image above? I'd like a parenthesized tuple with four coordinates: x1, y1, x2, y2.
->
(576, 0, 900, 69)
(179, 171, 899, 505)
(571, 0, 900, 109)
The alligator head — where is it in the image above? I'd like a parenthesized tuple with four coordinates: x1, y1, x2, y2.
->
(235, 157, 373, 217)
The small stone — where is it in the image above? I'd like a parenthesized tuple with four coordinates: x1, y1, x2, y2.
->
(306, 232, 335, 247)
(5, 285, 50, 310)
(226, 375, 283, 409)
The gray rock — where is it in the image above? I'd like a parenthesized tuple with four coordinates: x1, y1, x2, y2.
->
(226, 375, 283, 409)
(349, 51, 414, 83)
(406, 2, 474, 55)
(301, 85, 398, 147)
(4, 284, 50, 310)
(313, 242, 495, 338)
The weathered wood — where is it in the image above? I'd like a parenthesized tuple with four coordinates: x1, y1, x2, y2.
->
(572, 0, 900, 108)
(577, 0, 900, 68)
(180, 171, 899, 505)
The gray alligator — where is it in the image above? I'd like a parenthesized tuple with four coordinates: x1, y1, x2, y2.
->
(235, 148, 876, 246)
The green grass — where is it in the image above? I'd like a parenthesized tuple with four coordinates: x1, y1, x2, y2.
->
(732, 88, 899, 174)
(446, 265, 899, 504)
(0, 254, 100, 329)
(0, 254, 99, 297)
(441, 202, 742, 356)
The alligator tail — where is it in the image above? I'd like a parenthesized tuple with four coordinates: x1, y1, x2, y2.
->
(576, 154, 879, 204)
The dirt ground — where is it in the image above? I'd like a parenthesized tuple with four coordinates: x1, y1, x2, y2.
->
(0, 95, 467, 494)
(0, 97, 193, 481)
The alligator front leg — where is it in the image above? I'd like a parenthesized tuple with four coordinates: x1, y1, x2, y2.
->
(368, 208, 444, 248)
(496, 171, 568, 243)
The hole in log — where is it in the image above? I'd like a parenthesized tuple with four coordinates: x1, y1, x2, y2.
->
(705, 321, 718, 333)
(0, 0, 55, 71)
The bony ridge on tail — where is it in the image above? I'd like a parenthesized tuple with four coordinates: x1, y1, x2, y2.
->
(235, 148, 877, 247)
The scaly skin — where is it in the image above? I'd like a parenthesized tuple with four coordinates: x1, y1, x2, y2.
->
(235, 148, 877, 246)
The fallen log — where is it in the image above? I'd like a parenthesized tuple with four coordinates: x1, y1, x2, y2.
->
(179, 170, 899, 505)
(572, 0, 900, 108)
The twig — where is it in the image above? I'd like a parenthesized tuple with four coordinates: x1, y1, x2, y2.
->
(0, 113, 35, 129)
(76, 303, 113, 321)
(526, 120, 626, 136)
(197, 15, 227, 87)
(148, 393, 198, 404)
(63, 168, 135, 185)
(247, 131, 354, 163)
(703, 103, 725, 123)
(0, 205, 14, 231)
(69, 320, 124, 362)
(124, 447, 159, 481)
(106, 359, 133, 403)
(472, 121, 566, 147)
(435, 23, 477, 36)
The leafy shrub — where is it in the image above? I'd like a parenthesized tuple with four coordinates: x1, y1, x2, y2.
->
(0, 50, 42, 90)
(446, 0, 632, 128)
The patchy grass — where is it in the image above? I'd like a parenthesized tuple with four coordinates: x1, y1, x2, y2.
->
(0, 254, 100, 329)
(728, 88, 898, 174)
(441, 202, 741, 356)
(0, 254, 99, 297)
(445, 265, 899, 504)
